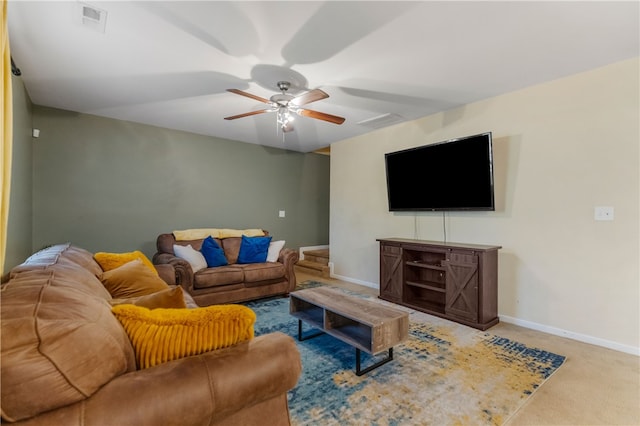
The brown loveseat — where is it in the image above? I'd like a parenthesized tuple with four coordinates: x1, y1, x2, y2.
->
(153, 230, 299, 306)
(1, 243, 302, 426)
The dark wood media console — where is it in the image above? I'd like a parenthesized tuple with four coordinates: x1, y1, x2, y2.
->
(377, 238, 501, 330)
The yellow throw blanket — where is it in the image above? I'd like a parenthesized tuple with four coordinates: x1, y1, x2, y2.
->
(173, 228, 265, 240)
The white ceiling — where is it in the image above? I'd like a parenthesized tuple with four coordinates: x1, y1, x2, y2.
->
(8, 1, 639, 153)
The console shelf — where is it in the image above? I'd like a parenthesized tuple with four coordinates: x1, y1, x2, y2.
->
(406, 281, 446, 293)
(378, 238, 501, 330)
(406, 261, 445, 270)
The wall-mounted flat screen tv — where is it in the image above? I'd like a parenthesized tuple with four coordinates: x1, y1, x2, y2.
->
(385, 132, 495, 211)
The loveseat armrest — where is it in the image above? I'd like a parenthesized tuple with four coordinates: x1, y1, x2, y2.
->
(279, 248, 300, 292)
(154, 263, 176, 285)
(153, 252, 194, 290)
(14, 332, 302, 426)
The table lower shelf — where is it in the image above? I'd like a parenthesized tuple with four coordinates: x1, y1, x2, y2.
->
(296, 319, 395, 376)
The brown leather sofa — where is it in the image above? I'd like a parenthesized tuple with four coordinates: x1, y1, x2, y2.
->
(1, 243, 302, 426)
(153, 231, 299, 306)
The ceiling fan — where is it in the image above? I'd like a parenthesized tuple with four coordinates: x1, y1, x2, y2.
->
(224, 81, 345, 132)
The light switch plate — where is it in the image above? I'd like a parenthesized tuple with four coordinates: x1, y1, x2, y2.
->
(594, 206, 614, 221)
(279, 210, 286, 218)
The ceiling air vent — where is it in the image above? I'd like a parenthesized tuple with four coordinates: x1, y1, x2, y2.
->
(76, 2, 108, 33)
(357, 113, 405, 129)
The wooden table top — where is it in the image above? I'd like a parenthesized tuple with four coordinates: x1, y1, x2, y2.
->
(291, 287, 408, 326)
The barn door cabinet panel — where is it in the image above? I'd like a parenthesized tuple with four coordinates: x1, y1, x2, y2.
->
(379, 242, 403, 303)
(377, 238, 501, 330)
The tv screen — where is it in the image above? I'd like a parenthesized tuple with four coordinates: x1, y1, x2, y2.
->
(385, 132, 495, 211)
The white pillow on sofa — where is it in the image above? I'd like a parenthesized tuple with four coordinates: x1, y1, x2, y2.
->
(173, 244, 207, 272)
(266, 240, 286, 263)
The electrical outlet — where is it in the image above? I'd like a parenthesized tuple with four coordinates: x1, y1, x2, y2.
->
(594, 206, 614, 221)
(279, 210, 286, 218)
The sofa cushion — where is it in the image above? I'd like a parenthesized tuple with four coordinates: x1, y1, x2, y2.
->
(237, 235, 272, 264)
(110, 286, 187, 309)
(200, 236, 229, 267)
(9, 244, 104, 279)
(173, 244, 207, 272)
(221, 237, 242, 264)
(10, 263, 114, 301)
(112, 304, 256, 369)
(100, 259, 170, 298)
(157, 234, 205, 253)
(239, 262, 286, 284)
(95, 250, 158, 275)
(194, 266, 244, 289)
(181, 287, 199, 308)
(1, 268, 136, 422)
(267, 240, 286, 262)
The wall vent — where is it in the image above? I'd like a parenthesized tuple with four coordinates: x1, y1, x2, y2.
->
(356, 113, 405, 129)
(76, 2, 108, 33)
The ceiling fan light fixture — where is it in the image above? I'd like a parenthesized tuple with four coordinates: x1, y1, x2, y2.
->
(277, 107, 294, 129)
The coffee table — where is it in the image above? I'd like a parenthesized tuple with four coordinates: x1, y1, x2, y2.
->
(290, 286, 409, 376)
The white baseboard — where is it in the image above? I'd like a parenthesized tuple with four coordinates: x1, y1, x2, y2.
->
(329, 272, 378, 289)
(327, 273, 640, 356)
(499, 315, 640, 356)
(298, 245, 329, 261)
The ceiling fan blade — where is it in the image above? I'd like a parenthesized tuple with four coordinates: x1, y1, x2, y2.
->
(227, 88, 271, 104)
(291, 89, 329, 106)
(224, 109, 272, 120)
(298, 108, 346, 125)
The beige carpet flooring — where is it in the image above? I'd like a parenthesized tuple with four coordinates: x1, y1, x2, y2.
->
(295, 271, 640, 425)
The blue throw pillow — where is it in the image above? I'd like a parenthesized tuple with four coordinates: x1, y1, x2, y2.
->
(237, 235, 272, 264)
(200, 236, 228, 267)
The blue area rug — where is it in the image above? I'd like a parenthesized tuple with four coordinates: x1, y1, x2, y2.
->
(244, 282, 565, 425)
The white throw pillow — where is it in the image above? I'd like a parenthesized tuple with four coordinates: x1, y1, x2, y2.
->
(266, 240, 286, 262)
(173, 244, 207, 272)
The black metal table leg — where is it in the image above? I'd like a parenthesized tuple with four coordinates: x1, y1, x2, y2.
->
(355, 347, 394, 376)
(297, 319, 325, 341)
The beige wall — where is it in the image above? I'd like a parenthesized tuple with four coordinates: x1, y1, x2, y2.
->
(330, 57, 639, 353)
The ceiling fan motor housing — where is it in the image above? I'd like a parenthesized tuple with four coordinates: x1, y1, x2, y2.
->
(271, 93, 294, 106)
(277, 81, 291, 92)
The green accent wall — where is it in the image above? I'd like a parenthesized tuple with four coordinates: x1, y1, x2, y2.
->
(26, 106, 329, 259)
(4, 76, 33, 274)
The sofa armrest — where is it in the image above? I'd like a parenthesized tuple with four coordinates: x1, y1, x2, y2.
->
(154, 263, 176, 285)
(153, 252, 194, 290)
(279, 248, 299, 292)
(15, 332, 302, 426)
